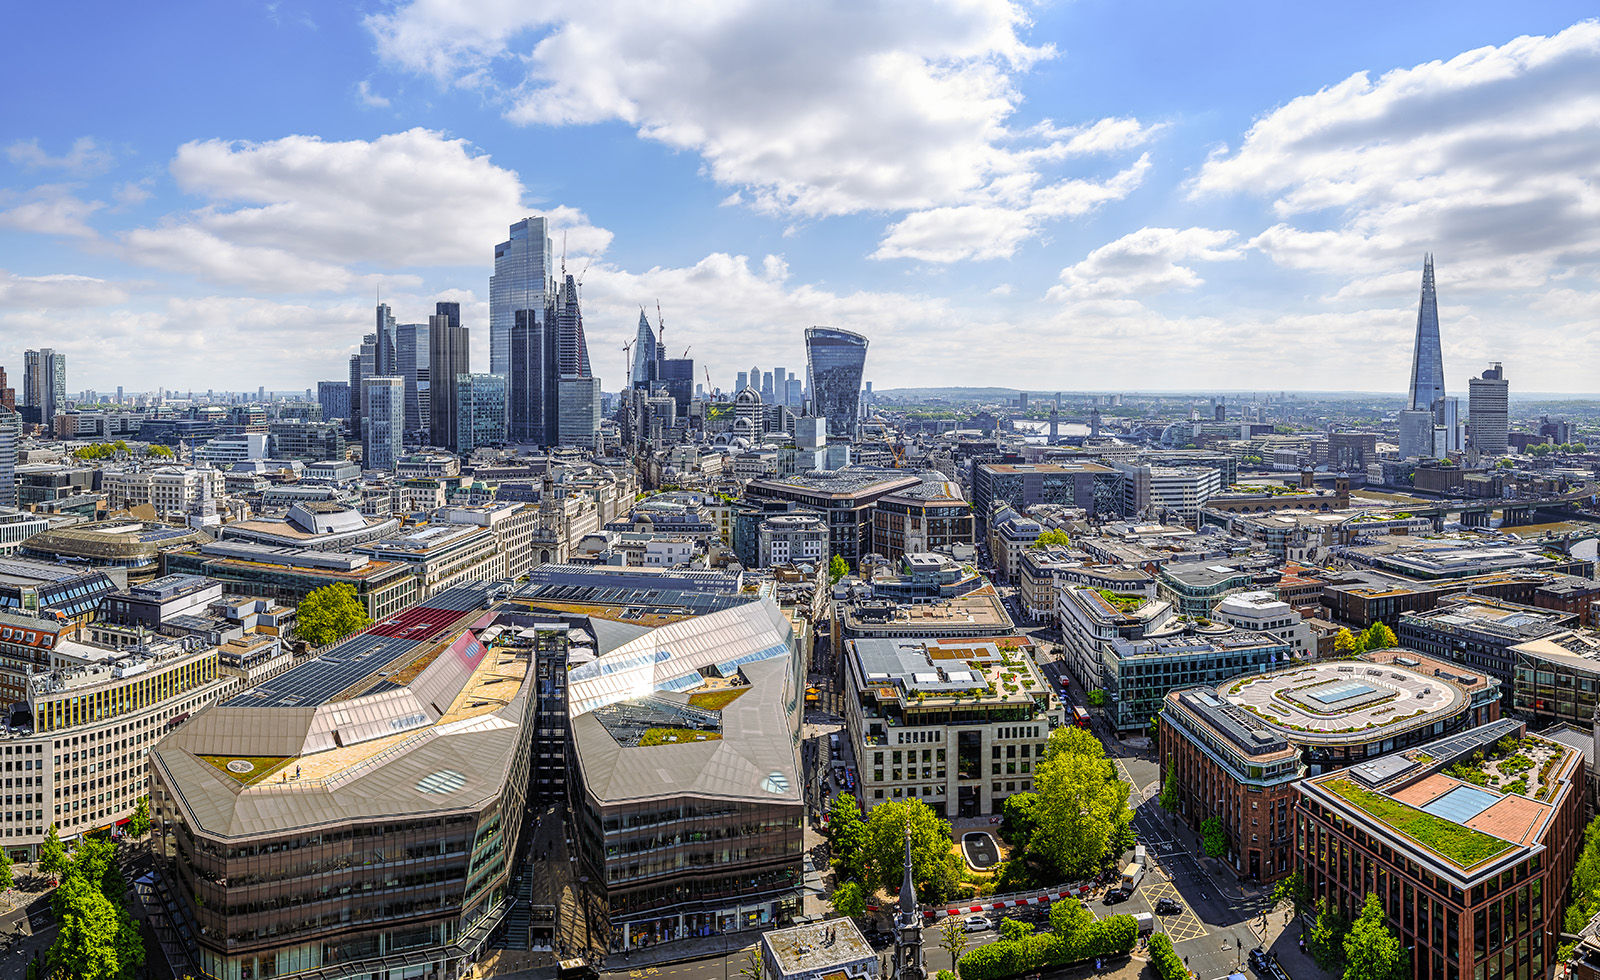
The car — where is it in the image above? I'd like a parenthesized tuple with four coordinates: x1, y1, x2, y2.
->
(1102, 889, 1130, 906)
(962, 914, 991, 932)
(1155, 897, 1183, 915)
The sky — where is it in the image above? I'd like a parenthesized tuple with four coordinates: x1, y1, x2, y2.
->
(3, 1, 1599, 397)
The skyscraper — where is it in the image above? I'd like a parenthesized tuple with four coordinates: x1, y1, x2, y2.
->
(1468, 363, 1509, 456)
(22, 349, 65, 427)
(552, 274, 599, 448)
(397, 322, 430, 437)
(317, 381, 350, 425)
(456, 373, 508, 452)
(0, 367, 14, 411)
(429, 313, 470, 452)
(1408, 254, 1445, 413)
(0, 407, 18, 509)
(736, 371, 748, 393)
(489, 217, 554, 376)
(632, 311, 657, 387)
(508, 309, 548, 444)
(374, 303, 398, 377)
(761, 371, 774, 403)
(773, 367, 787, 406)
(805, 327, 868, 439)
(361, 376, 404, 472)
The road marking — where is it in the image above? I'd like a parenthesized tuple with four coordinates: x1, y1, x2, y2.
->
(1142, 877, 1207, 944)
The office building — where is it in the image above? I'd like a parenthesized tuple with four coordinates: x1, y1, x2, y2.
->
(20, 520, 212, 585)
(805, 327, 868, 439)
(758, 513, 829, 567)
(266, 420, 346, 461)
(374, 302, 398, 377)
(972, 462, 1122, 527)
(569, 599, 804, 942)
(150, 584, 532, 980)
(1467, 363, 1509, 456)
(0, 367, 13, 410)
(429, 309, 471, 452)
(398, 320, 430, 437)
(744, 469, 923, 567)
(0, 407, 18, 508)
(1397, 596, 1573, 703)
(760, 920, 877, 980)
(632, 310, 657, 387)
(772, 367, 787, 406)
(21, 348, 66, 427)
(1509, 629, 1600, 728)
(870, 479, 973, 561)
(163, 540, 419, 622)
(509, 308, 548, 444)
(844, 635, 1064, 817)
(736, 371, 749, 394)
(655, 357, 695, 418)
(360, 376, 405, 472)
(456, 373, 508, 452)
(787, 378, 803, 406)
(1408, 253, 1446, 415)
(490, 216, 554, 376)
(761, 371, 775, 403)
(1296, 719, 1581, 980)
(557, 376, 602, 450)
(316, 380, 350, 426)
(1158, 651, 1502, 881)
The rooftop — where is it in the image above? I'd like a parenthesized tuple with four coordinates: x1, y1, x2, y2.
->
(763, 920, 874, 978)
(1402, 598, 1573, 641)
(1219, 655, 1475, 742)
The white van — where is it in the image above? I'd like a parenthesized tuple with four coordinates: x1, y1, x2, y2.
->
(1120, 862, 1145, 893)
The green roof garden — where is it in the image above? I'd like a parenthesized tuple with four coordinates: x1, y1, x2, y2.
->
(1324, 777, 1514, 870)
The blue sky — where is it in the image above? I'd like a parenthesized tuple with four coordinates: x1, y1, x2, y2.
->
(3, 1, 1599, 395)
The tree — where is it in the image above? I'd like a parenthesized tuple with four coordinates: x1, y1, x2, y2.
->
(296, 582, 371, 647)
(999, 791, 1041, 848)
(1200, 816, 1228, 858)
(828, 794, 869, 880)
(1344, 893, 1406, 980)
(998, 917, 1033, 941)
(1158, 766, 1181, 815)
(861, 799, 959, 903)
(1147, 713, 1160, 740)
(128, 797, 151, 838)
(829, 554, 849, 583)
(737, 949, 761, 980)
(1025, 727, 1133, 880)
(1362, 621, 1397, 652)
(1269, 870, 1312, 921)
(1333, 628, 1365, 657)
(49, 875, 123, 980)
(145, 445, 174, 459)
(1086, 689, 1106, 709)
(0, 847, 11, 892)
(1030, 529, 1071, 549)
(1565, 816, 1600, 931)
(939, 915, 969, 969)
(38, 824, 66, 883)
(1308, 897, 1350, 972)
(1147, 932, 1187, 980)
(831, 880, 866, 919)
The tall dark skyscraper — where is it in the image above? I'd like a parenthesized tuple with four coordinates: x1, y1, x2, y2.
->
(429, 312, 470, 452)
(490, 217, 553, 375)
(397, 322, 430, 436)
(508, 308, 548, 444)
(805, 327, 868, 439)
(374, 303, 398, 377)
(1408, 254, 1445, 412)
(631, 311, 657, 387)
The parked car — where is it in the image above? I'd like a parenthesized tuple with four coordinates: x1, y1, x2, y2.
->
(963, 914, 991, 933)
(1155, 897, 1183, 915)
(1102, 889, 1130, 906)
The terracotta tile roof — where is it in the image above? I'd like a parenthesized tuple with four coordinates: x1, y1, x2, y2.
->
(1466, 795, 1550, 846)
(1390, 773, 1458, 808)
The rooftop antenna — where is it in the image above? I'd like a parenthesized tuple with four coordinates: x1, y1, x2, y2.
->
(656, 300, 665, 360)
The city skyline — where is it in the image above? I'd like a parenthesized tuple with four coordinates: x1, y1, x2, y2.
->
(4, 4, 1600, 394)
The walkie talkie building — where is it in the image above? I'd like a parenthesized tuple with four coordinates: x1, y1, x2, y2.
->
(804, 327, 867, 440)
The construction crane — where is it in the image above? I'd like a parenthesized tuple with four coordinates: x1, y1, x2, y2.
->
(703, 365, 714, 399)
(680, 346, 691, 359)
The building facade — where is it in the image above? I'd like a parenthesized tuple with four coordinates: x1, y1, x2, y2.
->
(804, 327, 867, 440)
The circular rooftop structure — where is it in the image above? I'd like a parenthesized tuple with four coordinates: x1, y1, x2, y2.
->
(1221, 659, 1469, 743)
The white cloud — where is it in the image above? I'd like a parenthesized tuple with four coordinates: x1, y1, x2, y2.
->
(5, 137, 114, 176)
(0, 185, 102, 238)
(1049, 226, 1242, 300)
(1194, 21, 1600, 293)
(0, 270, 129, 307)
(108, 129, 608, 292)
(357, 80, 392, 108)
(368, 0, 1157, 255)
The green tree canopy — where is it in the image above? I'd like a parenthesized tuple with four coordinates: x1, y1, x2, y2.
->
(1565, 816, 1600, 931)
(1086, 689, 1106, 708)
(1158, 766, 1181, 814)
(38, 824, 66, 882)
(296, 582, 371, 647)
(1309, 898, 1350, 972)
(829, 554, 849, 583)
(1333, 628, 1365, 656)
(1344, 893, 1406, 980)
(128, 796, 151, 838)
(1362, 621, 1398, 652)
(1147, 932, 1187, 980)
(861, 799, 959, 903)
(831, 880, 866, 919)
(49, 838, 144, 980)
(999, 791, 1041, 848)
(938, 915, 969, 969)
(1030, 529, 1071, 549)
(0, 847, 12, 892)
(1270, 870, 1313, 919)
(828, 793, 869, 880)
(1025, 727, 1133, 880)
(145, 444, 174, 459)
(1201, 816, 1228, 858)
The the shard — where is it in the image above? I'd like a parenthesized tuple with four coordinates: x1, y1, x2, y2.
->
(1408, 254, 1445, 411)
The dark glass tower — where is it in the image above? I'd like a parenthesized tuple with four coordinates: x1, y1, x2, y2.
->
(805, 327, 868, 439)
(1408, 254, 1445, 412)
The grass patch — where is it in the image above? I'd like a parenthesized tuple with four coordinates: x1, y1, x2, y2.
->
(1324, 778, 1513, 869)
(199, 755, 294, 786)
(639, 728, 722, 747)
(687, 688, 750, 711)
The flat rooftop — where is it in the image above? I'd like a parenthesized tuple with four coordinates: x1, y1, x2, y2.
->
(1404, 600, 1571, 640)
(1222, 658, 1470, 742)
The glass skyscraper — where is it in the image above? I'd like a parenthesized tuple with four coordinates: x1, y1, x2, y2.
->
(456, 373, 508, 452)
(397, 322, 430, 438)
(489, 217, 554, 376)
(1408, 254, 1445, 412)
(360, 376, 404, 472)
(632, 310, 657, 387)
(805, 327, 868, 439)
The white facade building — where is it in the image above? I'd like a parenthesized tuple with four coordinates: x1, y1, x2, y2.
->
(758, 514, 828, 568)
(1213, 590, 1314, 659)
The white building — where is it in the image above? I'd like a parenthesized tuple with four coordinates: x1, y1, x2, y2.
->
(758, 514, 828, 568)
(1213, 590, 1314, 659)
(1056, 584, 1175, 691)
